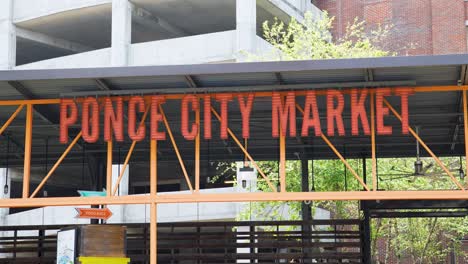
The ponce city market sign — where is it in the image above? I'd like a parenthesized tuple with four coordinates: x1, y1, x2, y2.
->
(59, 88, 412, 144)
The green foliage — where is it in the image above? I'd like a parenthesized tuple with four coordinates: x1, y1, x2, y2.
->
(247, 11, 393, 61)
(236, 10, 467, 262)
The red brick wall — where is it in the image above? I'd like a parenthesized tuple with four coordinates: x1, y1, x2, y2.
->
(315, 0, 467, 55)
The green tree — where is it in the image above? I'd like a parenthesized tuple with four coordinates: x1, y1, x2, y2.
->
(247, 11, 392, 61)
(236, 10, 468, 263)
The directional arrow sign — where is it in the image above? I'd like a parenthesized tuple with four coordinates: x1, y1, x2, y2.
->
(75, 208, 113, 220)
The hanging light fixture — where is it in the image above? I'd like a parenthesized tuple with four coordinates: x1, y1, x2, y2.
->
(4, 136, 10, 195)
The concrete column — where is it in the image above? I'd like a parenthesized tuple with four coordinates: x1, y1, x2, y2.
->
(108, 164, 129, 223)
(0, 0, 15, 69)
(111, 0, 132, 66)
(236, 0, 256, 61)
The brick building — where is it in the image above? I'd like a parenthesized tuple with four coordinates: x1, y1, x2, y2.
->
(314, 0, 468, 56)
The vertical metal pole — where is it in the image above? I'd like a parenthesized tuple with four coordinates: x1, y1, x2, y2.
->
(463, 89, 468, 186)
(362, 203, 371, 264)
(150, 202, 157, 264)
(150, 139, 157, 264)
(370, 90, 377, 191)
(106, 141, 113, 196)
(195, 101, 200, 192)
(22, 104, 33, 198)
(280, 129, 286, 192)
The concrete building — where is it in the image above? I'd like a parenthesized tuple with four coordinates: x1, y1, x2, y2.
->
(0, 0, 321, 70)
(0, 0, 326, 226)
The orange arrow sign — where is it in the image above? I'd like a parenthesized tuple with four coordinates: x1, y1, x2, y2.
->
(75, 208, 113, 220)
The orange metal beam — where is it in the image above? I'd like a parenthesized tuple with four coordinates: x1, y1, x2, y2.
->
(111, 104, 151, 196)
(30, 132, 82, 198)
(195, 100, 200, 193)
(150, 138, 157, 264)
(0, 190, 467, 208)
(150, 202, 157, 264)
(0, 85, 462, 107)
(106, 140, 113, 197)
(22, 104, 33, 198)
(296, 104, 370, 191)
(465, 89, 468, 187)
(371, 91, 377, 191)
(0, 104, 25, 135)
(0, 99, 60, 106)
(211, 107, 277, 193)
(159, 105, 194, 192)
(384, 99, 466, 190)
(279, 128, 286, 193)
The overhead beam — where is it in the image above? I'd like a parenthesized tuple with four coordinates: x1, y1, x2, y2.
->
(131, 3, 187, 37)
(16, 27, 94, 53)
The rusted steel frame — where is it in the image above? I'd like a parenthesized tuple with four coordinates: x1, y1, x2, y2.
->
(30, 132, 83, 198)
(383, 99, 466, 190)
(296, 104, 370, 191)
(22, 104, 33, 198)
(464, 89, 468, 187)
(371, 91, 377, 191)
(0, 104, 25, 135)
(159, 104, 194, 192)
(0, 190, 467, 208)
(111, 103, 151, 196)
(195, 99, 200, 192)
(211, 107, 277, 192)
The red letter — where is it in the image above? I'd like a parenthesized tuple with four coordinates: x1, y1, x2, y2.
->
(327, 89, 345, 136)
(272, 92, 296, 138)
(238, 93, 255, 139)
(376, 88, 393, 135)
(150, 96, 166, 140)
(60, 99, 78, 144)
(82, 97, 99, 143)
(181, 95, 199, 140)
(104, 97, 124, 142)
(128, 96, 146, 141)
(395, 88, 414, 134)
(204, 95, 212, 140)
(301, 91, 322, 137)
(216, 94, 233, 140)
(351, 89, 370, 136)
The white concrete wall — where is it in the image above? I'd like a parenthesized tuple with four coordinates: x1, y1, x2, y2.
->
(129, 30, 237, 66)
(13, 0, 111, 23)
(14, 48, 110, 69)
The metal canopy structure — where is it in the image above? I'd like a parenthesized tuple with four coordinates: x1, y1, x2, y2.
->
(1, 55, 468, 264)
(0, 54, 467, 165)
